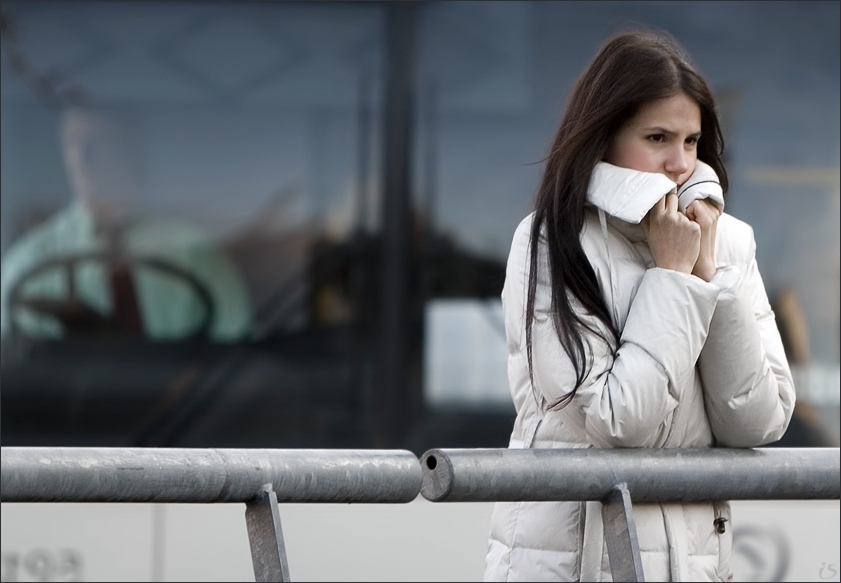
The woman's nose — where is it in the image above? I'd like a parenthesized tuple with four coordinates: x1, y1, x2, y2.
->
(664, 146, 690, 177)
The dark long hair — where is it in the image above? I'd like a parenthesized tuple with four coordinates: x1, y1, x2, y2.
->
(526, 28, 728, 409)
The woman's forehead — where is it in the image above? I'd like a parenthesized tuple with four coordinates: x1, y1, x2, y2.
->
(629, 93, 701, 131)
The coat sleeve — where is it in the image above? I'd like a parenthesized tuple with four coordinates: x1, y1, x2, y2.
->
(696, 221, 796, 447)
(521, 220, 722, 448)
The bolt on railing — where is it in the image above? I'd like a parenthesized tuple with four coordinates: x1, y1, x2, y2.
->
(419, 447, 840, 582)
(1, 447, 422, 582)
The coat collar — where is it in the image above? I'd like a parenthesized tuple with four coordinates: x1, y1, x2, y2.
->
(586, 160, 725, 224)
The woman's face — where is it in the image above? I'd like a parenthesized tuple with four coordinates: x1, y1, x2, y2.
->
(605, 92, 701, 187)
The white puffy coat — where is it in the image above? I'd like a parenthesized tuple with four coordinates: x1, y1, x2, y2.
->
(484, 161, 796, 582)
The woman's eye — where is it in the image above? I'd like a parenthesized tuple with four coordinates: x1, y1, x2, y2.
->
(647, 134, 665, 143)
(686, 136, 700, 146)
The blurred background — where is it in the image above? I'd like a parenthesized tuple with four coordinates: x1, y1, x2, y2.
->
(1, 3, 838, 582)
(1, 0, 839, 455)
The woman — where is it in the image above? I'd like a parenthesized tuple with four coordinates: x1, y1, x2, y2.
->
(484, 29, 795, 582)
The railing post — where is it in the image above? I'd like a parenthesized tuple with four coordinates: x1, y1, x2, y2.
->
(602, 482, 644, 582)
(245, 483, 291, 582)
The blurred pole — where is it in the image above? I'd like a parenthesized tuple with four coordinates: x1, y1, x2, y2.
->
(417, 76, 437, 307)
(423, 77, 438, 239)
(375, 2, 419, 447)
(356, 70, 372, 234)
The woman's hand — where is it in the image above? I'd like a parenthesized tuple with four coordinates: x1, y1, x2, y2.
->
(685, 199, 721, 282)
(641, 192, 701, 274)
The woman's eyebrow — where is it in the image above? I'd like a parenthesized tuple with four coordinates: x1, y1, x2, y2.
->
(642, 126, 702, 137)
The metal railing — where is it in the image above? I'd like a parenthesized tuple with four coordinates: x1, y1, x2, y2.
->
(3, 446, 839, 582)
(418, 447, 841, 582)
(0, 447, 421, 582)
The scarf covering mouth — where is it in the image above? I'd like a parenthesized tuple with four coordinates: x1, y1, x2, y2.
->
(586, 160, 725, 224)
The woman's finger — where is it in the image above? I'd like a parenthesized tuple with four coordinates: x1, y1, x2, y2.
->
(651, 194, 667, 214)
(665, 191, 679, 213)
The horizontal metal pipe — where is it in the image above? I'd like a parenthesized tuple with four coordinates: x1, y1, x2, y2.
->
(419, 447, 840, 502)
(1, 447, 421, 503)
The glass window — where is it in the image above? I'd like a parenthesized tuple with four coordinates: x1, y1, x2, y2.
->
(2, 1, 838, 452)
(0, 0, 391, 448)
(415, 1, 840, 447)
